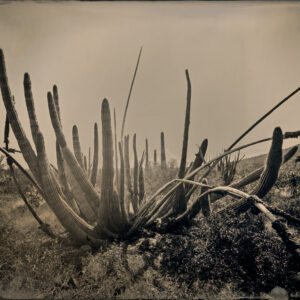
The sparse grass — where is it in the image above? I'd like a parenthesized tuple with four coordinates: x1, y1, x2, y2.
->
(0, 151, 300, 299)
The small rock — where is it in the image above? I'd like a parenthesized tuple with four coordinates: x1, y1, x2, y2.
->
(269, 286, 288, 300)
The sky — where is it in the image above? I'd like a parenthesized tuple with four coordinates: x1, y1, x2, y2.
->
(0, 1, 300, 168)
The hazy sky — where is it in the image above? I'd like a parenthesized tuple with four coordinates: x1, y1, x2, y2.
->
(1, 1, 300, 168)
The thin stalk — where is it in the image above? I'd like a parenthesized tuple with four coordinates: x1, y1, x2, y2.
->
(8, 159, 55, 238)
(121, 46, 143, 139)
(226, 87, 300, 151)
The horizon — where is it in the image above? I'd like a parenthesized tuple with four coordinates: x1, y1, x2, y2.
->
(1, 1, 300, 169)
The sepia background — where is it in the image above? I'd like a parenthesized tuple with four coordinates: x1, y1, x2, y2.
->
(1, 1, 300, 166)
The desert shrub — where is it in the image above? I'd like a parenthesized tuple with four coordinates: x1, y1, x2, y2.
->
(138, 209, 291, 297)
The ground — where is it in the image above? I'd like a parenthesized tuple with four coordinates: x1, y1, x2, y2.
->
(0, 149, 300, 299)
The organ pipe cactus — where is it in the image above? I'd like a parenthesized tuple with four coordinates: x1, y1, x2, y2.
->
(1, 48, 299, 245)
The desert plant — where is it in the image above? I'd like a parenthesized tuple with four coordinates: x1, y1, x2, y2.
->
(217, 151, 243, 185)
(1, 48, 300, 256)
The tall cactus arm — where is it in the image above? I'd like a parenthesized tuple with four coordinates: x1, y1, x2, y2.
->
(124, 135, 133, 193)
(90, 123, 99, 187)
(174, 70, 192, 215)
(88, 147, 91, 177)
(62, 156, 97, 223)
(145, 138, 149, 168)
(53, 85, 61, 122)
(84, 155, 87, 172)
(56, 141, 80, 214)
(178, 69, 191, 179)
(23, 73, 39, 147)
(191, 139, 208, 174)
(99, 99, 122, 231)
(47, 92, 100, 213)
(184, 138, 208, 195)
(99, 98, 123, 232)
(72, 125, 85, 169)
(114, 108, 119, 190)
(101, 98, 114, 194)
(0, 50, 40, 182)
(118, 142, 125, 214)
(119, 141, 129, 224)
(154, 149, 157, 165)
(160, 132, 167, 169)
(251, 127, 283, 198)
(138, 151, 145, 204)
(133, 133, 139, 213)
(52, 85, 83, 215)
(35, 131, 102, 244)
(124, 134, 133, 216)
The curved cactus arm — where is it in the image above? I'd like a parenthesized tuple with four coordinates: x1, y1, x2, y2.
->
(0, 50, 40, 182)
(250, 127, 283, 198)
(138, 151, 145, 204)
(90, 123, 99, 187)
(36, 131, 103, 244)
(62, 154, 97, 223)
(52, 85, 86, 217)
(210, 145, 298, 204)
(178, 69, 191, 179)
(72, 125, 85, 170)
(175, 186, 250, 223)
(47, 92, 100, 213)
(232, 145, 297, 190)
(56, 141, 81, 214)
(132, 133, 139, 213)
